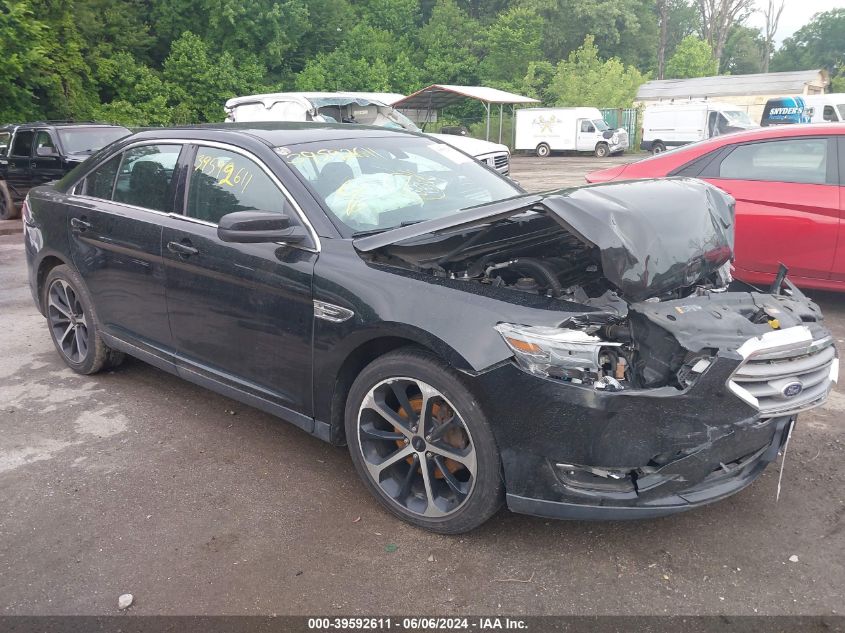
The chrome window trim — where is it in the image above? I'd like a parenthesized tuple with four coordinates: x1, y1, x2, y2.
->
(68, 138, 322, 252)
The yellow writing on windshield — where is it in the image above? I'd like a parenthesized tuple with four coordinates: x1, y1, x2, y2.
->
(284, 146, 386, 169)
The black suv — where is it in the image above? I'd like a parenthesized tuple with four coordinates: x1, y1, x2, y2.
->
(0, 122, 130, 219)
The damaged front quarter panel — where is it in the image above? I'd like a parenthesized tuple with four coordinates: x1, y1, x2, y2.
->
(346, 176, 838, 519)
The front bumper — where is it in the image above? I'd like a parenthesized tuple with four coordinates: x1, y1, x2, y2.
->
(471, 356, 801, 520)
(507, 417, 791, 520)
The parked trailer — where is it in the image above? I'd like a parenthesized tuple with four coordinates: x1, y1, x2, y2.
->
(640, 101, 757, 153)
(514, 107, 628, 158)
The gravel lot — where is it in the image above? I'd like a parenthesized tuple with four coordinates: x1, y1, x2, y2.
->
(1, 155, 843, 616)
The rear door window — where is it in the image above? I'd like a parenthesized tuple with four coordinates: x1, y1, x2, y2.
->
(186, 146, 287, 224)
(11, 131, 34, 157)
(113, 145, 182, 212)
(716, 138, 830, 185)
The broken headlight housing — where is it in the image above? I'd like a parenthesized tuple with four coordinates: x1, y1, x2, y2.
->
(495, 323, 623, 386)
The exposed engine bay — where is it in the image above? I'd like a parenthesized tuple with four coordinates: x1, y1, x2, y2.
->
(355, 178, 828, 393)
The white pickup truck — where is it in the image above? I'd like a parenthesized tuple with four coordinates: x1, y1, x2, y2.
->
(225, 92, 512, 176)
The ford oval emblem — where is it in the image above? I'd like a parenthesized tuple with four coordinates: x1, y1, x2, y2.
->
(782, 382, 803, 398)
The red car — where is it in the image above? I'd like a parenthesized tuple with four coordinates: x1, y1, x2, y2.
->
(586, 124, 845, 292)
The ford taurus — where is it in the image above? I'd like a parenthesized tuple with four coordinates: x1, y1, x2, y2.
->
(23, 123, 838, 533)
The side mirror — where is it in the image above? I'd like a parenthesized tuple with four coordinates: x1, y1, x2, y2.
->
(36, 146, 58, 157)
(217, 211, 307, 244)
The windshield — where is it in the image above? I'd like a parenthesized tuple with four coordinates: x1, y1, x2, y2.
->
(57, 126, 130, 154)
(278, 136, 520, 235)
(592, 119, 610, 131)
(722, 110, 754, 126)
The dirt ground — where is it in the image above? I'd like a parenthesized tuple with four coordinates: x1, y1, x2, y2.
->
(1, 155, 843, 616)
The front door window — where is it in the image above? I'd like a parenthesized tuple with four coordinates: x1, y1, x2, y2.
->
(187, 146, 288, 224)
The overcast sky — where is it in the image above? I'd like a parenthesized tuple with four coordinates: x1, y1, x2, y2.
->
(746, 0, 843, 44)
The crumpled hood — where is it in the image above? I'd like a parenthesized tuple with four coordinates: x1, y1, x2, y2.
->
(543, 178, 735, 301)
(427, 133, 509, 157)
(354, 178, 735, 302)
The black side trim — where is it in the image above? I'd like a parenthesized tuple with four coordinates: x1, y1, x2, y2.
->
(101, 332, 178, 375)
(101, 332, 332, 443)
(177, 364, 315, 434)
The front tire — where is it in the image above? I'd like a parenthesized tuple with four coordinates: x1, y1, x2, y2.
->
(535, 143, 551, 158)
(594, 142, 609, 158)
(0, 181, 18, 220)
(345, 348, 503, 533)
(43, 265, 124, 375)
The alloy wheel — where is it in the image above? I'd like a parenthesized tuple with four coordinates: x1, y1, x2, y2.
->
(357, 377, 477, 518)
(47, 279, 89, 363)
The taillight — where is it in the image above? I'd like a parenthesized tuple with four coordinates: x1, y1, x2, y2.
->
(22, 195, 32, 225)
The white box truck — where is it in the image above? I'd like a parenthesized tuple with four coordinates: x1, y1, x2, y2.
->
(640, 101, 758, 153)
(514, 107, 628, 158)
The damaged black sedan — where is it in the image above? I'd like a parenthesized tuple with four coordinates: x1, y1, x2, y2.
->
(24, 123, 839, 533)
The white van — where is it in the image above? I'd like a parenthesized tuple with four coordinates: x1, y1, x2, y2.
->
(761, 94, 845, 125)
(224, 92, 512, 175)
(804, 94, 845, 123)
(641, 101, 758, 153)
(514, 107, 628, 158)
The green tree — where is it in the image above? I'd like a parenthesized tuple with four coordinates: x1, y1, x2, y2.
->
(665, 35, 718, 78)
(294, 23, 420, 92)
(417, 0, 480, 85)
(162, 31, 267, 122)
(477, 6, 543, 89)
(358, 0, 420, 33)
(521, 60, 556, 103)
(0, 1, 48, 121)
(548, 36, 646, 108)
(721, 25, 763, 75)
(202, 0, 310, 75)
(26, 0, 99, 119)
(525, 0, 658, 71)
(771, 9, 845, 85)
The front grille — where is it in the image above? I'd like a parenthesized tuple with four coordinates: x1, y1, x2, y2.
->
(491, 152, 509, 175)
(729, 328, 837, 418)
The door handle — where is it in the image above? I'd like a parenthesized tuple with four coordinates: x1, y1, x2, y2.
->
(70, 217, 92, 231)
(167, 240, 199, 257)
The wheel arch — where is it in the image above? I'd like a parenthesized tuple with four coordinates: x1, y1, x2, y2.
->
(321, 327, 475, 445)
(35, 253, 73, 315)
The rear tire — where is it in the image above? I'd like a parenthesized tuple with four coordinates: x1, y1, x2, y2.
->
(535, 143, 551, 158)
(345, 348, 503, 533)
(43, 265, 125, 375)
(652, 141, 666, 154)
(0, 181, 18, 220)
(594, 143, 609, 158)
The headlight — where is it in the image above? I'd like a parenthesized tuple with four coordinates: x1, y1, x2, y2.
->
(611, 134, 619, 144)
(495, 323, 623, 386)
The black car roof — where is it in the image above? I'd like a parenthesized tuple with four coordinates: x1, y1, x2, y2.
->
(128, 121, 424, 147)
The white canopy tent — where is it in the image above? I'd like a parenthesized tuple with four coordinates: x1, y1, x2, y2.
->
(390, 84, 540, 143)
